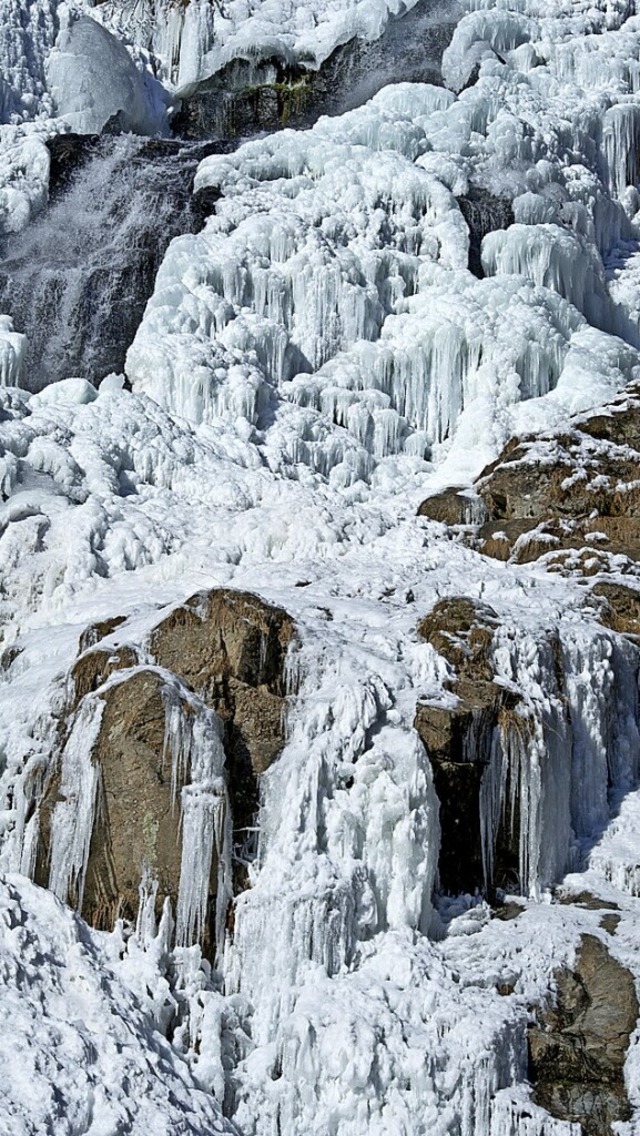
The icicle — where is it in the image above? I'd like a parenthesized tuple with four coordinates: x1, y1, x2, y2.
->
(162, 691, 232, 958)
(48, 695, 105, 910)
(136, 865, 160, 948)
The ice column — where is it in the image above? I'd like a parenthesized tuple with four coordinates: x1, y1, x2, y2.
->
(48, 695, 105, 910)
(162, 683, 232, 956)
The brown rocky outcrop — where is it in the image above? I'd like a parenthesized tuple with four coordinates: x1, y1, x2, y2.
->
(414, 598, 523, 893)
(149, 588, 294, 776)
(70, 643, 139, 704)
(37, 587, 296, 946)
(149, 589, 295, 840)
(417, 383, 640, 642)
(466, 383, 640, 578)
(38, 669, 208, 933)
(417, 487, 483, 526)
(592, 581, 640, 635)
(529, 934, 638, 1135)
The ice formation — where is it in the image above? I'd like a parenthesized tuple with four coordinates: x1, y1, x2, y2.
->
(2, 0, 640, 1130)
(46, 16, 170, 135)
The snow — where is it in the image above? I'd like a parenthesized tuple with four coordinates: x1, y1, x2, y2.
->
(94, 0, 432, 93)
(46, 15, 170, 136)
(2, 0, 640, 1129)
(0, 873, 236, 1136)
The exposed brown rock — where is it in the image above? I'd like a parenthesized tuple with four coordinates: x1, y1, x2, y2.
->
(554, 890, 620, 911)
(149, 588, 295, 844)
(70, 643, 139, 704)
(77, 615, 127, 655)
(600, 913, 621, 935)
(592, 581, 640, 635)
(411, 389, 640, 667)
(529, 934, 638, 1135)
(37, 669, 213, 935)
(492, 900, 525, 922)
(417, 488, 483, 526)
(85, 670, 203, 931)
(36, 587, 297, 947)
(415, 598, 523, 894)
(417, 597, 497, 677)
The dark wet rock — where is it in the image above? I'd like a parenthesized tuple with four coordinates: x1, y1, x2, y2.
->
(414, 597, 523, 894)
(0, 136, 235, 391)
(529, 934, 638, 1135)
(173, 0, 457, 139)
(46, 132, 101, 199)
(457, 188, 514, 278)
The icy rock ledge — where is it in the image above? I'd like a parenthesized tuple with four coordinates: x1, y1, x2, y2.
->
(26, 588, 295, 955)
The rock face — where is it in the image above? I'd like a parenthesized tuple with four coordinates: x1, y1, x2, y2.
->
(529, 934, 639, 1135)
(172, 0, 455, 138)
(418, 383, 640, 636)
(36, 588, 295, 946)
(0, 136, 231, 391)
(456, 189, 514, 278)
(417, 487, 483, 526)
(414, 598, 523, 893)
(472, 382, 640, 575)
(149, 589, 295, 851)
(79, 670, 198, 932)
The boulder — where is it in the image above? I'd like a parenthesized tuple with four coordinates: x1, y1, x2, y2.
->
(529, 934, 638, 1135)
(37, 669, 218, 935)
(417, 487, 484, 526)
(592, 581, 640, 635)
(36, 588, 296, 947)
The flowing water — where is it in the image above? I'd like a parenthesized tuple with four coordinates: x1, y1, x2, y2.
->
(0, 134, 225, 391)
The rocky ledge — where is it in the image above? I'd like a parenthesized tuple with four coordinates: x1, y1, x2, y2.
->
(36, 588, 296, 944)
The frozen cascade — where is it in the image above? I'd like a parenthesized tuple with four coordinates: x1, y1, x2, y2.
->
(0, 133, 224, 391)
(218, 620, 640, 1134)
(93, 0, 441, 96)
(600, 101, 640, 200)
(225, 646, 440, 1043)
(0, 313, 25, 386)
(129, 81, 640, 475)
(480, 624, 640, 897)
(162, 680, 233, 955)
(47, 693, 105, 911)
(489, 1089, 582, 1135)
(480, 225, 623, 342)
(5, 0, 640, 1128)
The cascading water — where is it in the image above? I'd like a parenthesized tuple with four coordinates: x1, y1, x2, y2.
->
(0, 133, 228, 391)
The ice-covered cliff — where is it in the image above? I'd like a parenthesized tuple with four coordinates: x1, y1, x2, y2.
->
(3, 0, 640, 1132)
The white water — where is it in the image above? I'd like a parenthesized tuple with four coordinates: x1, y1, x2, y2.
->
(0, 134, 216, 390)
